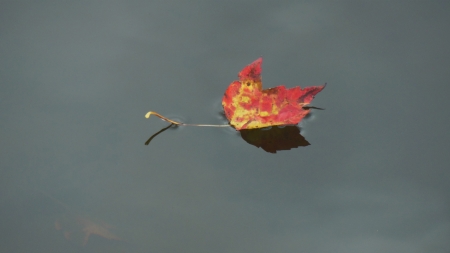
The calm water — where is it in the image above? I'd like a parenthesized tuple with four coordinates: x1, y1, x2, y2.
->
(1, 1, 450, 252)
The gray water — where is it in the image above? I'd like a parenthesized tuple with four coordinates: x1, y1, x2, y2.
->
(1, 1, 450, 252)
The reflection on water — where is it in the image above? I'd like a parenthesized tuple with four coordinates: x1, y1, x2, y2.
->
(240, 125, 310, 153)
(145, 123, 310, 153)
(145, 123, 176, 145)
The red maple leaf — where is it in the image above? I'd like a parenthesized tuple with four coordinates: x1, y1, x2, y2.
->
(222, 58, 326, 130)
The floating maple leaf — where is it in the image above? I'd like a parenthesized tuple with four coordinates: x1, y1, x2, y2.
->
(144, 58, 326, 146)
(222, 58, 326, 130)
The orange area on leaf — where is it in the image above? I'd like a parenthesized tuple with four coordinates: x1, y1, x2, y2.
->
(222, 58, 325, 130)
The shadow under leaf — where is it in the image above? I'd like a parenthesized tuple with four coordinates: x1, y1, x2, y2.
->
(239, 125, 310, 153)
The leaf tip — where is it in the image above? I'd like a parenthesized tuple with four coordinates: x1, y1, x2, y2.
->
(145, 111, 152, 118)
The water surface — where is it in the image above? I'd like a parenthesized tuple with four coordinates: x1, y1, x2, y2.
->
(1, 1, 450, 252)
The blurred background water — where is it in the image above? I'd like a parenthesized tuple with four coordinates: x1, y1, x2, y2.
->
(1, 1, 450, 252)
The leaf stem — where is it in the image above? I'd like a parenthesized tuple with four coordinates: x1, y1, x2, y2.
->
(145, 111, 230, 127)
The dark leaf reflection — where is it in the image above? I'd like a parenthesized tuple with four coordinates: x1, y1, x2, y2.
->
(239, 125, 310, 153)
(145, 123, 175, 145)
(145, 123, 310, 154)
